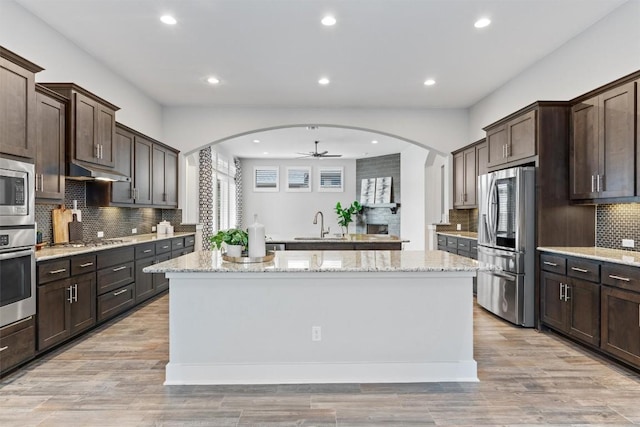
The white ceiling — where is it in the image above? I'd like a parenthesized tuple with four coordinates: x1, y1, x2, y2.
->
(15, 0, 627, 158)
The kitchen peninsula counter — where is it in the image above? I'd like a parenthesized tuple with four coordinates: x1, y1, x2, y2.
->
(266, 233, 407, 251)
(145, 250, 489, 385)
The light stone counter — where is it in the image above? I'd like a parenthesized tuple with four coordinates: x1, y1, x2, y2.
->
(266, 233, 408, 243)
(537, 246, 640, 267)
(144, 249, 487, 274)
(36, 232, 195, 261)
(147, 249, 487, 386)
(436, 231, 478, 240)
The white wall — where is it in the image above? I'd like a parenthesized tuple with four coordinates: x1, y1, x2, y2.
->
(469, 0, 640, 140)
(1, 1, 164, 140)
(400, 145, 430, 250)
(240, 158, 357, 238)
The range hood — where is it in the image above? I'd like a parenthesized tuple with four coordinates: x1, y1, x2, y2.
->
(67, 161, 131, 182)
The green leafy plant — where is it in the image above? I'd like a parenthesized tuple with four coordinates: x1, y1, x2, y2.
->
(209, 228, 249, 250)
(335, 201, 363, 233)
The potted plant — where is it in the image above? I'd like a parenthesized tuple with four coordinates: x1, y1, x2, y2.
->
(210, 228, 248, 257)
(335, 201, 363, 236)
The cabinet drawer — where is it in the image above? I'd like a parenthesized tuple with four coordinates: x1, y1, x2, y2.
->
(97, 247, 135, 269)
(567, 258, 600, 283)
(97, 283, 135, 322)
(436, 234, 446, 246)
(171, 238, 184, 250)
(446, 236, 458, 248)
(38, 259, 70, 285)
(71, 254, 96, 275)
(602, 263, 640, 293)
(185, 235, 195, 247)
(540, 254, 566, 274)
(97, 261, 134, 295)
(457, 238, 471, 251)
(155, 240, 172, 254)
(0, 317, 35, 373)
(135, 243, 155, 259)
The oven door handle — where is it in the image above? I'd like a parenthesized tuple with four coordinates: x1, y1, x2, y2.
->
(0, 248, 34, 260)
(487, 270, 516, 281)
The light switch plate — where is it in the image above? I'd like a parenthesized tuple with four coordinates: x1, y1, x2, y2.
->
(132, 228, 137, 234)
(97, 231, 104, 238)
(622, 239, 634, 248)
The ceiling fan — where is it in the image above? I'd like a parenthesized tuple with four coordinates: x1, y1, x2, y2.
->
(296, 141, 342, 158)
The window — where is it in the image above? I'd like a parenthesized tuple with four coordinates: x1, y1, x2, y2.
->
(317, 166, 344, 192)
(254, 166, 279, 192)
(211, 151, 237, 232)
(286, 167, 311, 192)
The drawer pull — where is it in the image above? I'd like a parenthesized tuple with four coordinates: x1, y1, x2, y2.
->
(49, 268, 66, 274)
(143, 249, 152, 253)
(112, 266, 127, 272)
(0, 346, 8, 352)
(79, 262, 94, 268)
(571, 267, 589, 273)
(162, 245, 169, 249)
(543, 261, 558, 267)
(608, 274, 631, 282)
(113, 289, 128, 296)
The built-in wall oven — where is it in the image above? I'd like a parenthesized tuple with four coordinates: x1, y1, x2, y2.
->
(0, 157, 36, 328)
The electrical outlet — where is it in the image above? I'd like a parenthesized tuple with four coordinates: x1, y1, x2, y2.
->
(97, 231, 104, 238)
(622, 239, 634, 248)
(152, 226, 157, 232)
(456, 224, 462, 231)
(311, 326, 322, 342)
(132, 228, 137, 234)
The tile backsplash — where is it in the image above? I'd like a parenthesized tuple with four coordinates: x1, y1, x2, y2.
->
(435, 209, 478, 233)
(596, 203, 640, 252)
(36, 180, 184, 243)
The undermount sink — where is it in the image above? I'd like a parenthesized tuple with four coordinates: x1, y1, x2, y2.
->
(293, 236, 347, 241)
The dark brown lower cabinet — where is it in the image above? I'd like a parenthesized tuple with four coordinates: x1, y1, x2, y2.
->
(601, 286, 640, 367)
(0, 316, 35, 374)
(135, 256, 155, 302)
(70, 272, 97, 333)
(154, 253, 171, 294)
(97, 283, 135, 322)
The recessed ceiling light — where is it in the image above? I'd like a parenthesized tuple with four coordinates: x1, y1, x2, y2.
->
(263, 151, 269, 155)
(318, 77, 330, 85)
(207, 76, 220, 85)
(253, 139, 260, 143)
(424, 79, 436, 86)
(160, 15, 177, 25)
(307, 125, 319, 130)
(371, 140, 379, 144)
(474, 18, 491, 28)
(321, 15, 336, 26)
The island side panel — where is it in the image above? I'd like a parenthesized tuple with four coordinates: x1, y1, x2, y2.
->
(165, 271, 477, 384)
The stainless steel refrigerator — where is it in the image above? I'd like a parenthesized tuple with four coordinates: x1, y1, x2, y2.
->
(477, 166, 535, 327)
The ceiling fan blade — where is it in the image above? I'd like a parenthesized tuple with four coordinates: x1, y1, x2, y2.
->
(295, 152, 313, 156)
(319, 150, 329, 155)
(320, 154, 342, 157)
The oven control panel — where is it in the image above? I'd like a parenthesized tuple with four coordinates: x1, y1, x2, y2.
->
(0, 234, 8, 246)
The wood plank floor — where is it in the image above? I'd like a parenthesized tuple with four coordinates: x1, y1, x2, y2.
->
(1, 294, 639, 426)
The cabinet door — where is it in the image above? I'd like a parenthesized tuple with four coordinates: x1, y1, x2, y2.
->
(165, 150, 178, 207)
(486, 124, 507, 167)
(37, 278, 72, 351)
(69, 272, 96, 335)
(153, 253, 171, 294)
(96, 104, 116, 167)
(476, 141, 488, 177)
(540, 271, 566, 331)
(506, 110, 536, 162)
(0, 57, 36, 159)
(134, 136, 153, 205)
(152, 145, 166, 205)
(453, 151, 464, 208)
(570, 98, 599, 199)
(566, 278, 600, 346)
(601, 286, 640, 368)
(598, 82, 634, 198)
(135, 257, 155, 302)
(74, 93, 99, 164)
(463, 147, 476, 206)
(35, 91, 65, 201)
(111, 126, 134, 204)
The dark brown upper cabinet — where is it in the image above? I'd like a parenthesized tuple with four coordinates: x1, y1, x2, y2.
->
(40, 83, 119, 169)
(0, 47, 43, 160)
(486, 110, 536, 168)
(35, 85, 66, 202)
(570, 81, 635, 200)
(452, 140, 482, 209)
(153, 145, 178, 207)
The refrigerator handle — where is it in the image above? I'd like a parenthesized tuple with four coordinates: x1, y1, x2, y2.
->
(487, 175, 497, 243)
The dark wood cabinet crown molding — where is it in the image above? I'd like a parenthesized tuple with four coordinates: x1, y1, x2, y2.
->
(0, 46, 44, 72)
(39, 82, 120, 111)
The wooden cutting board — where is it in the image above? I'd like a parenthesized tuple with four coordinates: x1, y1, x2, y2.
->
(52, 206, 73, 243)
(68, 214, 83, 242)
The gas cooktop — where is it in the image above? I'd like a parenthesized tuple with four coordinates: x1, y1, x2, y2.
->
(50, 239, 126, 248)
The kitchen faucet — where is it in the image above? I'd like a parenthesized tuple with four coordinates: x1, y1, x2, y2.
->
(313, 211, 329, 238)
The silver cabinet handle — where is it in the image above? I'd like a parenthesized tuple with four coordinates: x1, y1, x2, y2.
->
(79, 262, 93, 268)
(591, 175, 595, 193)
(505, 143, 510, 157)
(0, 346, 8, 352)
(73, 284, 78, 303)
(95, 144, 100, 158)
(571, 267, 589, 273)
(638, 304, 640, 327)
(113, 289, 128, 296)
(67, 286, 74, 303)
(49, 268, 66, 274)
(597, 174, 601, 192)
(564, 284, 571, 301)
(543, 261, 558, 267)
(112, 266, 127, 272)
(162, 245, 169, 249)
(608, 274, 630, 282)
(559, 283, 565, 301)
(143, 249, 152, 253)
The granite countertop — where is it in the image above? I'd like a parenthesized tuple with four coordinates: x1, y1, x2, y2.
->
(144, 249, 493, 274)
(538, 246, 640, 267)
(267, 234, 408, 243)
(437, 231, 478, 240)
(36, 232, 195, 261)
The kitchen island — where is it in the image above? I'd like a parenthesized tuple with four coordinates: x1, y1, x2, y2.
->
(145, 250, 488, 385)
(266, 233, 407, 251)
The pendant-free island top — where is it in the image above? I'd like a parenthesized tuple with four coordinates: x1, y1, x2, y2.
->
(144, 250, 492, 385)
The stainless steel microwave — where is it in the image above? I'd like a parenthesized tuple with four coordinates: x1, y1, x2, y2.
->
(0, 157, 35, 226)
